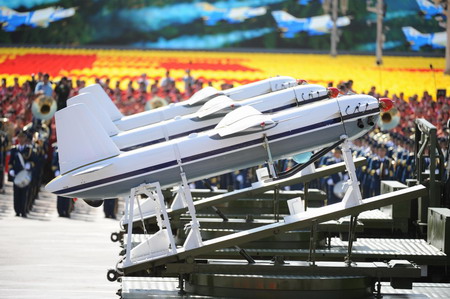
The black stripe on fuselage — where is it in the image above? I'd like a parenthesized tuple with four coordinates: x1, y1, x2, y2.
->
(120, 97, 328, 151)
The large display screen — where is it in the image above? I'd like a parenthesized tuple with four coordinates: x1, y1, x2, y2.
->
(0, 0, 446, 53)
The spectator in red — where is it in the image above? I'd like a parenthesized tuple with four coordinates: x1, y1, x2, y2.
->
(0, 78, 8, 97)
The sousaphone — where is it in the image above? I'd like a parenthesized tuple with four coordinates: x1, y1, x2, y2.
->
(378, 107, 400, 131)
(32, 95, 57, 120)
(145, 96, 169, 111)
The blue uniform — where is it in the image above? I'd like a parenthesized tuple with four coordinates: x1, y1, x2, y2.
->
(393, 148, 408, 183)
(368, 156, 394, 196)
(8, 144, 35, 217)
(0, 130, 8, 192)
(52, 149, 73, 217)
(361, 152, 375, 198)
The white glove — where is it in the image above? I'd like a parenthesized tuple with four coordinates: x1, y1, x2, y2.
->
(9, 169, 15, 177)
(327, 178, 334, 185)
(54, 170, 60, 177)
(24, 162, 31, 170)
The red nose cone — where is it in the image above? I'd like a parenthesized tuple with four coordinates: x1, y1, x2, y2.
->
(379, 98, 394, 112)
(327, 87, 339, 98)
(297, 79, 308, 85)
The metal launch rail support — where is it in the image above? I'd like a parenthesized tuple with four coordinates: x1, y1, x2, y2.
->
(414, 118, 446, 224)
(308, 220, 318, 266)
(262, 134, 277, 179)
(123, 182, 178, 269)
(340, 137, 363, 208)
(120, 157, 367, 229)
(344, 215, 359, 265)
(121, 185, 427, 275)
(120, 170, 204, 273)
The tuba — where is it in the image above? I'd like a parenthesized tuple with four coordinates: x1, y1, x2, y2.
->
(145, 96, 169, 111)
(32, 95, 57, 120)
(378, 107, 400, 131)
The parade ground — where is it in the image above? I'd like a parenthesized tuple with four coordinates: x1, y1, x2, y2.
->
(0, 181, 120, 299)
(1, 179, 450, 298)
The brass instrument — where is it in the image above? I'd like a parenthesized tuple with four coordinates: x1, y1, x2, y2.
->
(145, 96, 169, 111)
(378, 107, 400, 131)
(31, 95, 57, 120)
(0, 118, 13, 151)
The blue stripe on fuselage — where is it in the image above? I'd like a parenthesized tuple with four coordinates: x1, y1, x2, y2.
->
(54, 107, 379, 195)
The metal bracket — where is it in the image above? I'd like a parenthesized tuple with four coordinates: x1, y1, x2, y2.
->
(344, 215, 359, 266)
(123, 182, 177, 268)
(235, 246, 255, 264)
(262, 134, 277, 178)
(273, 186, 280, 222)
(304, 182, 309, 211)
(308, 220, 318, 266)
(340, 137, 363, 208)
(177, 274, 187, 295)
(375, 278, 382, 298)
(212, 205, 228, 222)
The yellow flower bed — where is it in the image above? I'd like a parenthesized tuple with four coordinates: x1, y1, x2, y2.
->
(0, 47, 448, 99)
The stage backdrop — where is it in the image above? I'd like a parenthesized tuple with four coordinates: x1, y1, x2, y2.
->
(0, 0, 446, 53)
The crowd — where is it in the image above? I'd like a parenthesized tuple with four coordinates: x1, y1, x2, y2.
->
(0, 69, 212, 218)
(0, 70, 449, 218)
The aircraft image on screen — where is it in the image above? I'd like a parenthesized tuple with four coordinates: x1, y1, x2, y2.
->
(416, 0, 444, 19)
(271, 10, 350, 38)
(402, 26, 446, 51)
(298, 0, 324, 5)
(196, 2, 267, 26)
(0, 6, 76, 32)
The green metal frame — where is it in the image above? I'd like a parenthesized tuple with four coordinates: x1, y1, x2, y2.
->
(122, 185, 427, 275)
(414, 119, 445, 222)
(129, 157, 367, 228)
